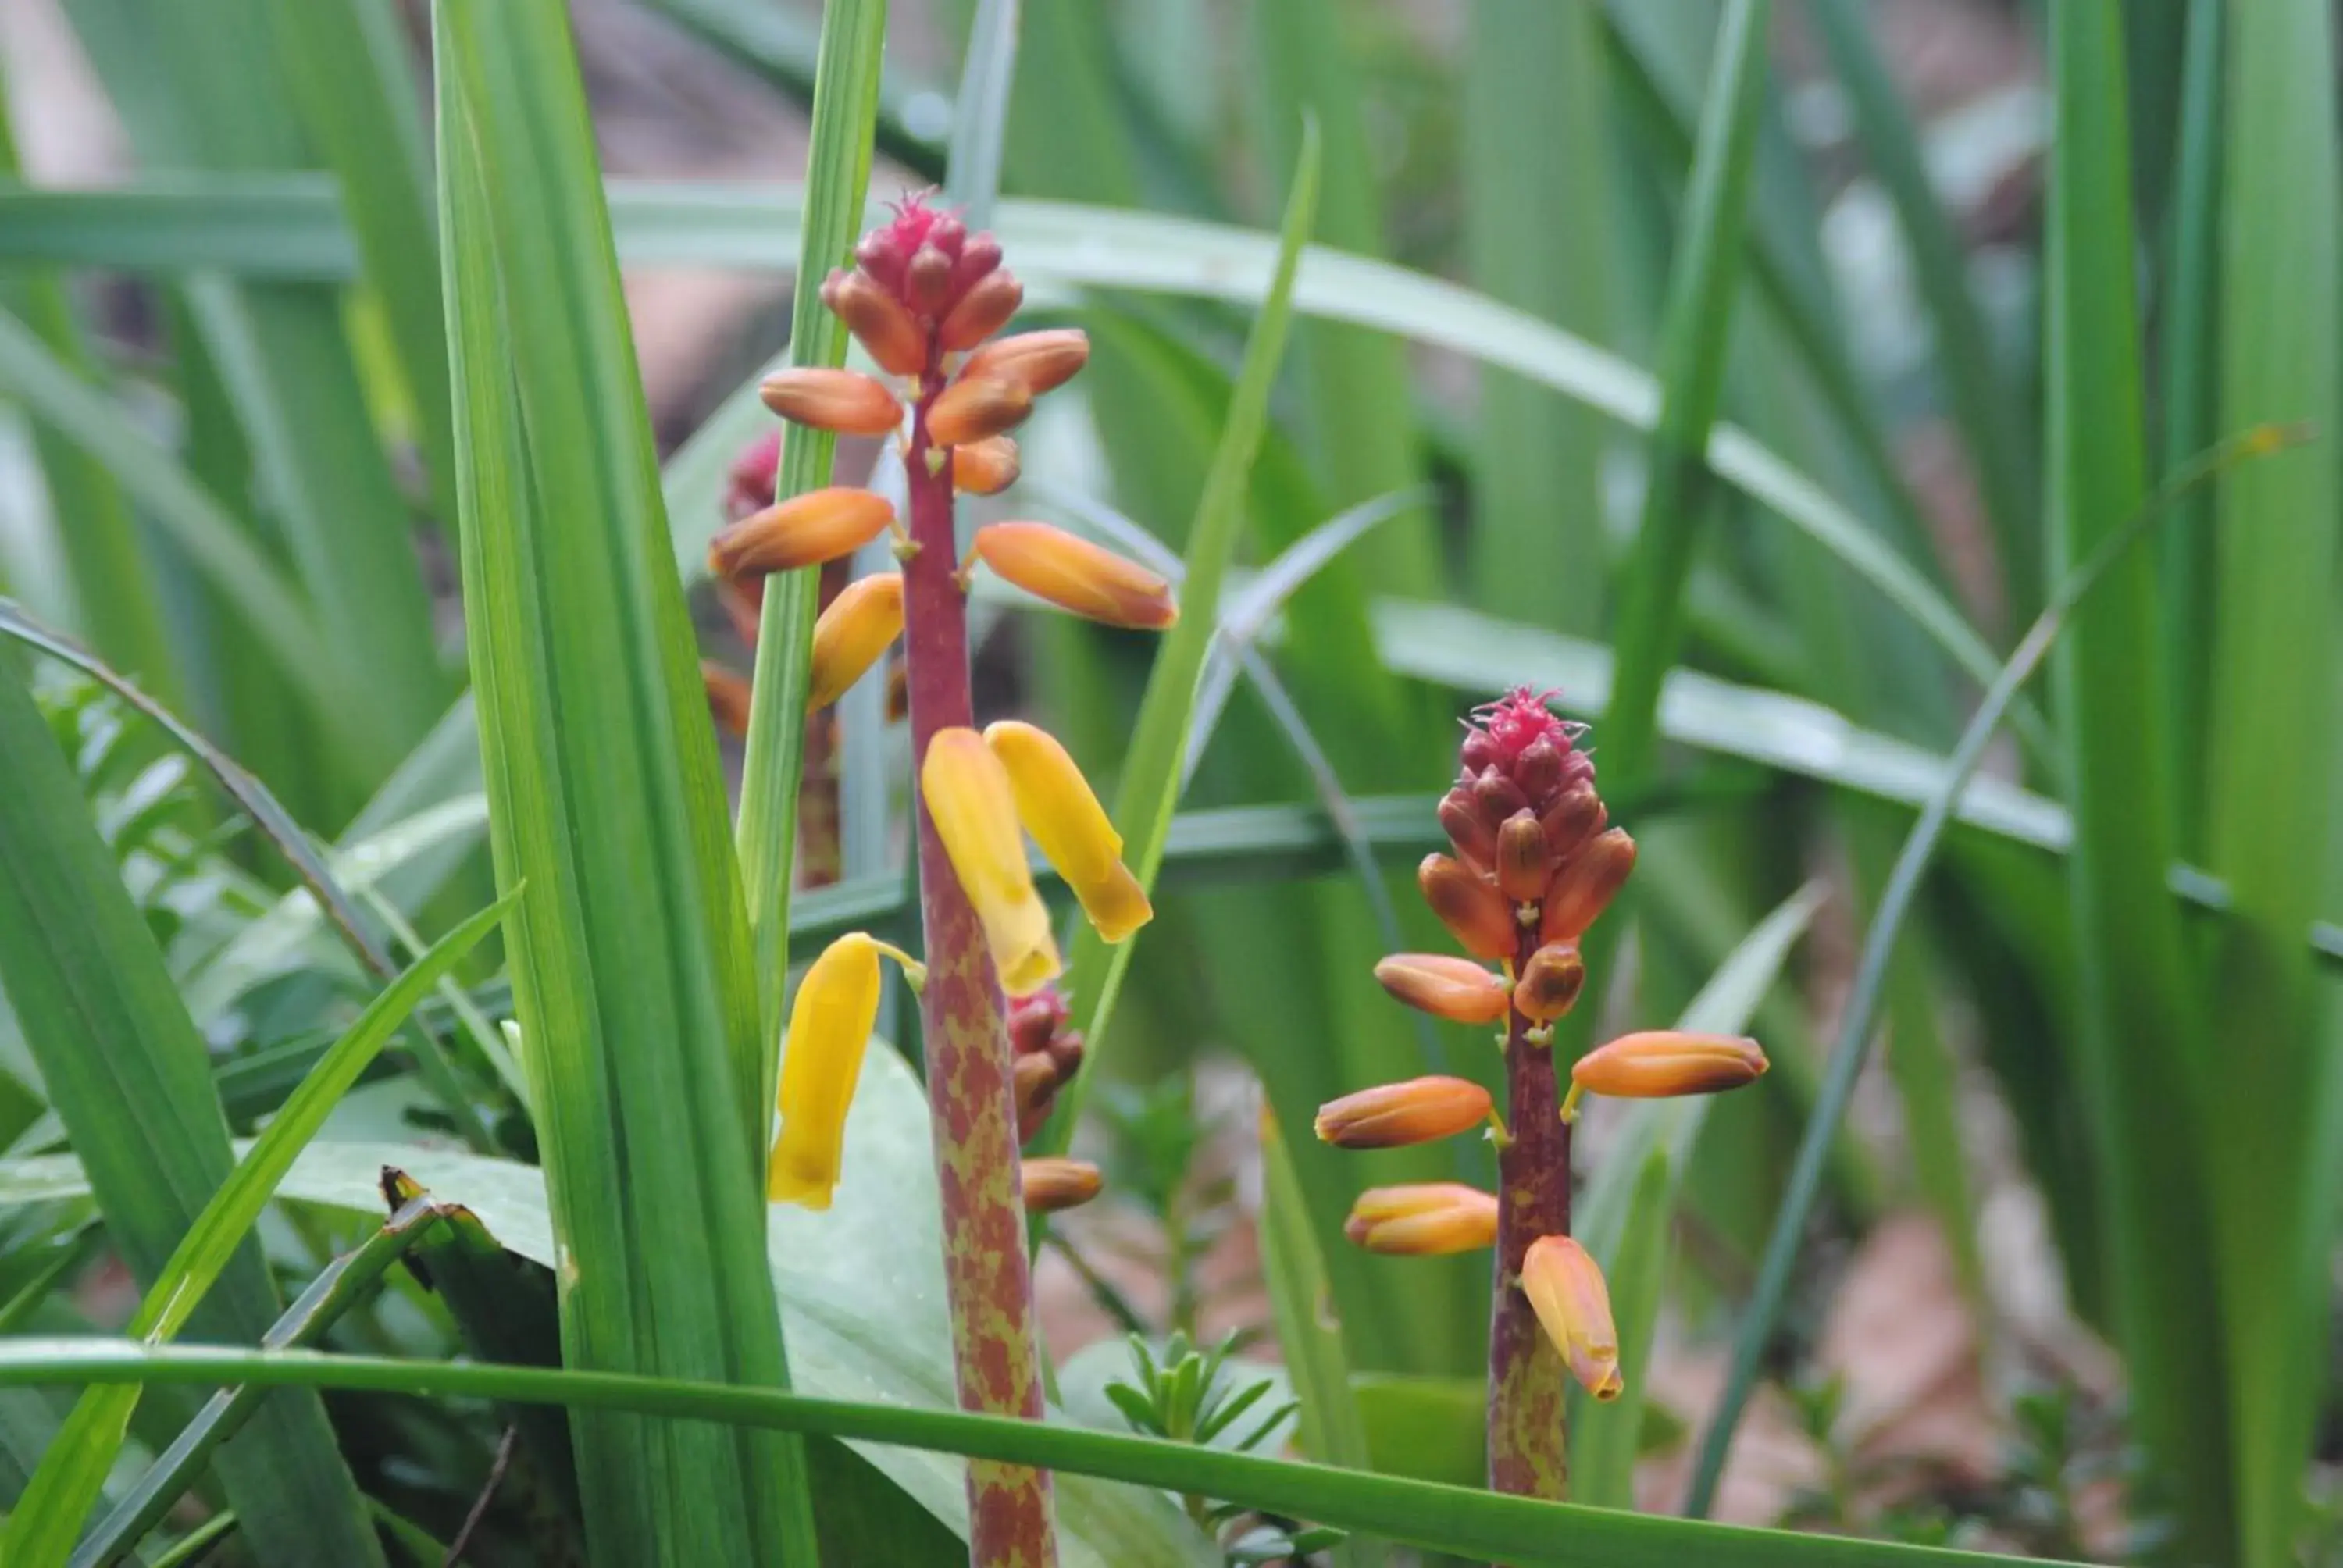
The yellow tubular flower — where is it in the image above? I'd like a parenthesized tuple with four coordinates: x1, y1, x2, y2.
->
(920, 728, 1062, 996)
(1521, 1235, 1623, 1402)
(769, 934, 885, 1209)
(807, 573, 906, 711)
(1344, 1183, 1499, 1256)
(982, 720, 1153, 943)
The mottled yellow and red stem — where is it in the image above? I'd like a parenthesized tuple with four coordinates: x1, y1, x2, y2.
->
(1489, 914, 1572, 1499)
(901, 361, 1057, 1566)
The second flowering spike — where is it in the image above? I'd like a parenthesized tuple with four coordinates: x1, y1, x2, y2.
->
(919, 728, 1061, 997)
(1315, 1076, 1493, 1149)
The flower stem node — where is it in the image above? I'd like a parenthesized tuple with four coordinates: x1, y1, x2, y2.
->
(970, 522, 1180, 630)
(1540, 828, 1636, 945)
(1019, 1156, 1104, 1215)
(1521, 1235, 1622, 1402)
(1511, 943, 1586, 1024)
(708, 486, 896, 578)
(1372, 953, 1512, 1025)
(1417, 853, 1518, 962)
(806, 573, 906, 711)
(1314, 1076, 1495, 1149)
(758, 367, 904, 437)
(1345, 1184, 1500, 1256)
(769, 933, 924, 1208)
(918, 728, 1062, 997)
(1570, 1032, 1768, 1099)
(982, 720, 1154, 943)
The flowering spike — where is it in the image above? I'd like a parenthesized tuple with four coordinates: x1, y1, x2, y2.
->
(1521, 1235, 1622, 1402)
(708, 486, 894, 578)
(961, 329, 1092, 397)
(982, 720, 1153, 943)
(770, 933, 890, 1206)
(807, 572, 906, 711)
(1571, 1031, 1768, 1098)
(970, 522, 1180, 630)
(1020, 1156, 1104, 1214)
(758, 367, 904, 436)
(1512, 943, 1586, 1024)
(1345, 1183, 1500, 1256)
(918, 728, 1061, 996)
(1417, 853, 1520, 961)
(926, 376, 1032, 447)
(1374, 953, 1513, 1025)
(952, 436, 1021, 496)
(1314, 1076, 1494, 1149)
(1540, 828, 1636, 943)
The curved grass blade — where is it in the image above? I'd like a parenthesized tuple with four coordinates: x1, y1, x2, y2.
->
(1683, 426, 2301, 1517)
(0, 1341, 2090, 1568)
(2, 895, 507, 1564)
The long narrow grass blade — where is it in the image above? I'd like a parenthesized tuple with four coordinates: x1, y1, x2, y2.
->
(0, 1341, 2092, 1568)
(0, 661, 383, 1563)
(433, 0, 817, 1557)
(1042, 119, 1320, 1131)
(733, 0, 888, 1104)
(2037, 10, 2232, 1555)
(1683, 426, 2296, 1517)
(2202, 5, 2343, 1562)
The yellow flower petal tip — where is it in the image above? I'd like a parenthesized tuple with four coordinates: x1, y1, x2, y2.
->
(969, 522, 1180, 631)
(1521, 1235, 1622, 1402)
(1020, 1156, 1104, 1214)
(708, 486, 895, 578)
(982, 720, 1154, 944)
(920, 728, 1062, 997)
(1373, 953, 1510, 1025)
(1313, 1076, 1493, 1150)
(1570, 1031, 1767, 1099)
(807, 573, 906, 711)
(767, 932, 887, 1210)
(1344, 1183, 1498, 1256)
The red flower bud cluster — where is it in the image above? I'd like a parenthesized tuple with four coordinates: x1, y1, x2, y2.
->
(1008, 984, 1086, 1144)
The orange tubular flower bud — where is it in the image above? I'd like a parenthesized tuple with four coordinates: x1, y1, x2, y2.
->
(961, 329, 1091, 397)
(822, 269, 928, 376)
(1344, 1183, 1500, 1256)
(919, 728, 1061, 996)
(769, 933, 912, 1207)
(758, 367, 904, 436)
(1540, 828, 1636, 944)
(1314, 1076, 1493, 1149)
(1512, 943, 1586, 1024)
(702, 661, 752, 737)
(1373, 953, 1512, 1026)
(970, 522, 1180, 631)
(1013, 1050, 1063, 1141)
(1571, 1031, 1768, 1099)
(1539, 780, 1607, 860)
(925, 375, 1032, 447)
(939, 270, 1025, 352)
(1418, 854, 1520, 962)
(1020, 1156, 1104, 1214)
(982, 720, 1153, 943)
(1438, 786, 1496, 871)
(1521, 1235, 1622, 1402)
(806, 572, 906, 711)
(708, 486, 895, 577)
(952, 436, 1021, 495)
(1495, 810, 1552, 903)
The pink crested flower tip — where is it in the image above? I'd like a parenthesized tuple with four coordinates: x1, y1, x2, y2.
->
(725, 430, 783, 522)
(1471, 687, 1576, 764)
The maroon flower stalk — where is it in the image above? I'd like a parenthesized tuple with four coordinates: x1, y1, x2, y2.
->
(883, 202, 1057, 1566)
